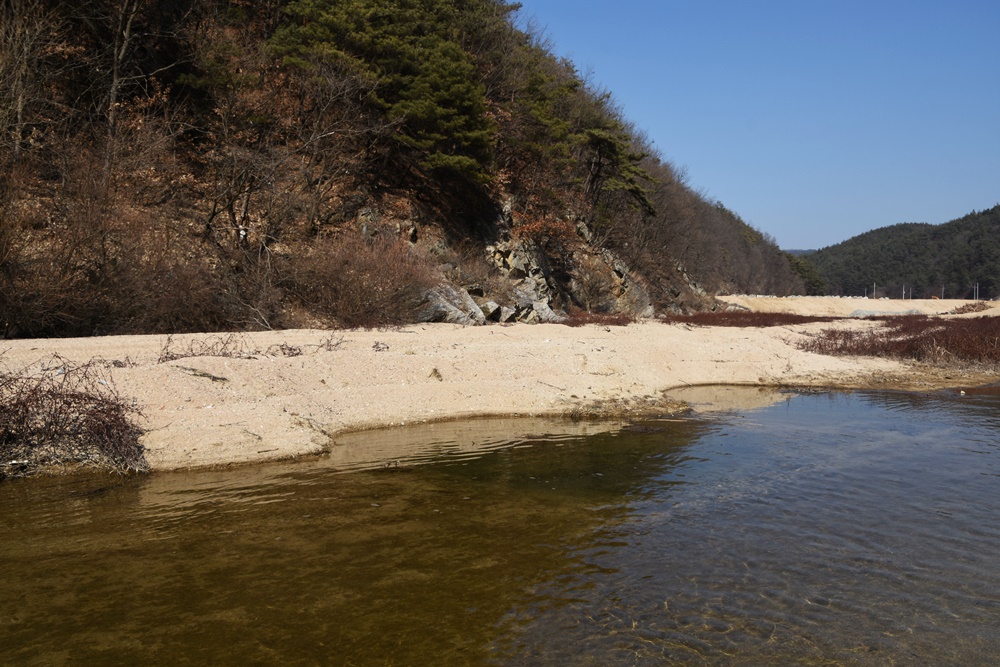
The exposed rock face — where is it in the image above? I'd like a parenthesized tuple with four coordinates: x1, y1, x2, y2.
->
(608, 256, 655, 318)
(415, 202, 710, 327)
(565, 249, 655, 318)
(416, 285, 487, 326)
(479, 239, 568, 323)
(487, 241, 552, 296)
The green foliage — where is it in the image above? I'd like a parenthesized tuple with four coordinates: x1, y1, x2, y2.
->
(271, 0, 496, 182)
(785, 253, 827, 295)
(809, 205, 1000, 299)
(580, 126, 655, 214)
(511, 52, 580, 164)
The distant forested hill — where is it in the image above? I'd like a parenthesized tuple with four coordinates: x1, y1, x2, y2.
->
(808, 205, 1000, 299)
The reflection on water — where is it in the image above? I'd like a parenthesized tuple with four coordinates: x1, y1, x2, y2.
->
(326, 416, 627, 471)
(663, 384, 794, 413)
(3, 391, 1000, 665)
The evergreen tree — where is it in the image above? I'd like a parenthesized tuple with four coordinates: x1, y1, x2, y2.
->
(271, 0, 495, 182)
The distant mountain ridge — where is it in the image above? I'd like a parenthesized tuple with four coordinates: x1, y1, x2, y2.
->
(807, 205, 1000, 299)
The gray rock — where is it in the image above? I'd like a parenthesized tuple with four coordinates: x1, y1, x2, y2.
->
(532, 300, 566, 323)
(417, 285, 486, 326)
(480, 300, 500, 320)
(506, 254, 528, 279)
(499, 306, 517, 323)
(616, 278, 655, 318)
(512, 284, 540, 310)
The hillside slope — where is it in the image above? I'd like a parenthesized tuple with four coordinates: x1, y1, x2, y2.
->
(0, 0, 803, 338)
(809, 205, 1000, 299)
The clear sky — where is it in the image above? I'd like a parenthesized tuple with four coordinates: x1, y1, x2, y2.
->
(518, 0, 1000, 250)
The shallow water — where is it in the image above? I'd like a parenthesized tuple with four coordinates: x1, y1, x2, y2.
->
(3, 389, 1000, 665)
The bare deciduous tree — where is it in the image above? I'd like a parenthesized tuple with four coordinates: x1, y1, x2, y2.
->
(0, 0, 65, 163)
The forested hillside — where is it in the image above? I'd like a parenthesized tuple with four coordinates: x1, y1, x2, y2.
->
(808, 205, 1000, 299)
(0, 0, 803, 338)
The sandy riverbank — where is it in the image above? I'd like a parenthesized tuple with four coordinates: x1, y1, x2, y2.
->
(3, 298, 996, 471)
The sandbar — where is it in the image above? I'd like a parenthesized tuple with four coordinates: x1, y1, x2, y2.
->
(3, 297, 996, 471)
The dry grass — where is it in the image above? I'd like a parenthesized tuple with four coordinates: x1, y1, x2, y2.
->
(0, 356, 147, 479)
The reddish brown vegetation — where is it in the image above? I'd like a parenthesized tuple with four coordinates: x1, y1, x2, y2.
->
(800, 316, 1000, 365)
(661, 311, 837, 328)
(559, 308, 635, 328)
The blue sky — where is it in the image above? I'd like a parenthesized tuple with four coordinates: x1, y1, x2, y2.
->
(518, 0, 1000, 250)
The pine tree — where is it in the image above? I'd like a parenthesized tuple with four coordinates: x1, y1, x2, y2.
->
(271, 0, 495, 182)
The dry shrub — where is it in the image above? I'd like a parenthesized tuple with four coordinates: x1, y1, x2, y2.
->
(0, 146, 229, 337)
(157, 332, 258, 363)
(0, 175, 98, 337)
(800, 315, 1000, 365)
(0, 356, 147, 478)
(288, 234, 439, 328)
(442, 242, 516, 303)
(106, 219, 232, 335)
(119, 256, 230, 334)
(0, 191, 29, 338)
(0, 195, 259, 337)
(157, 331, 343, 363)
(512, 214, 577, 251)
(215, 246, 286, 331)
(570, 254, 617, 313)
(953, 302, 991, 315)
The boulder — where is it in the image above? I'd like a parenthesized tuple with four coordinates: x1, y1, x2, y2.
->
(532, 300, 566, 323)
(511, 284, 540, 310)
(416, 285, 486, 326)
(479, 300, 501, 321)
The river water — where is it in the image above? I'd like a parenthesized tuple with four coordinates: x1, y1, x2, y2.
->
(3, 388, 1000, 665)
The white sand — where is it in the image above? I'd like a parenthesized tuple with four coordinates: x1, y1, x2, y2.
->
(3, 298, 994, 471)
(717, 295, 998, 317)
